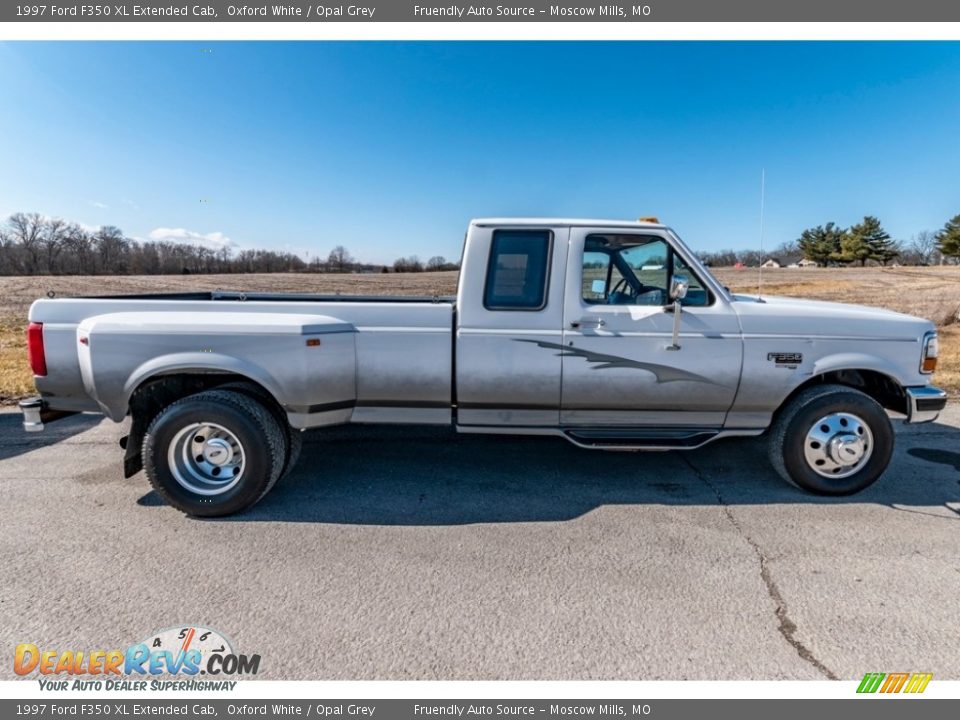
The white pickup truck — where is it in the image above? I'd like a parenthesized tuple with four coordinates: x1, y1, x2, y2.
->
(20, 218, 946, 516)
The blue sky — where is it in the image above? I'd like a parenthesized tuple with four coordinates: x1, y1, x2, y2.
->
(1, 41, 958, 264)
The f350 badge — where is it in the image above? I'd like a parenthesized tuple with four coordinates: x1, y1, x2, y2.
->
(767, 352, 803, 368)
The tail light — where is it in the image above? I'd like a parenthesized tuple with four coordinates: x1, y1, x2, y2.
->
(27, 322, 47, 377)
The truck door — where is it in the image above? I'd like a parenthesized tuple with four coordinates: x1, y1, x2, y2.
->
(559, 228, 742, 427)
(456, 224, 568, 426)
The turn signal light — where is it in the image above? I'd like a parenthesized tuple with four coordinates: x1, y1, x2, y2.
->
(27, 322, 47, 377)
(920, 332, 938, 374)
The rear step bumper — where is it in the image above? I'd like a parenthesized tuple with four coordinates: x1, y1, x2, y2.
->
(18, 397, 78, 433)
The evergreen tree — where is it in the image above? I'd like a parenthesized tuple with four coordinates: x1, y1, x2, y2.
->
(830, 216, 898, 266)
(936, 214, 960, 260)
(852, 215, 897, 266)
(798, 222, 844, 267)
(831, 232, 869, 266)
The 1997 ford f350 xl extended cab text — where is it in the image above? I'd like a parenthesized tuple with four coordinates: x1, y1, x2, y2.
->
(19, 218, 947, 516)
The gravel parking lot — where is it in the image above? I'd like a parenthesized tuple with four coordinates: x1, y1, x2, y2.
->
(1, 406, 959, 680)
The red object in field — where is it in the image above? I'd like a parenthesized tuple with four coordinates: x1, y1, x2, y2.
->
(27, 322, 47, 376)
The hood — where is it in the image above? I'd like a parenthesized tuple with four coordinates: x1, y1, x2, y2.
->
(730, 294, 935, 340)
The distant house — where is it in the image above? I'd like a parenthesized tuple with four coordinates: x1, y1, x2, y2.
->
(761, 258, 781, 268)
(797, 258, 818, 268)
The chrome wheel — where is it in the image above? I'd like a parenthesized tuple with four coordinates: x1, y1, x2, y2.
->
(803, 412, 873, 479)
(168, 422, 245, 496)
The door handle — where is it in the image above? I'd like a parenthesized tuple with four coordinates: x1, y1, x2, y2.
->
(570, 318, 606, 329)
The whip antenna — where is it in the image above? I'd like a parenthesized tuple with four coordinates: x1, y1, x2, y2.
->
(757, 168, 766, 303)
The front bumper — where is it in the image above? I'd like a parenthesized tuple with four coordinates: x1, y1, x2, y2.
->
(904, 386, 948, 424)
(18, 396, 78, 432)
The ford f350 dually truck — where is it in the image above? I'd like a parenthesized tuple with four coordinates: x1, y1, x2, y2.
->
(20, 218, 947, 516)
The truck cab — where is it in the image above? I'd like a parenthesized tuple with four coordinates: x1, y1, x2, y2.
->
(456, 219, 740, 430)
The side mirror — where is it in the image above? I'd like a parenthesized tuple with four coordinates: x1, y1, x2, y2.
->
(591, 279, 606, 296)
(670, 274, 689, 301)
(666, 275, 688, 351)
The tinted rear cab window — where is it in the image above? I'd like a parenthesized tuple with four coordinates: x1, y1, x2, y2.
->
(483, 230, 552, 310)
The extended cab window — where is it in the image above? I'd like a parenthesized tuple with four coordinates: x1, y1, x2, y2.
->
(484, 230, 552, 310)
(581, 234, 711, 307)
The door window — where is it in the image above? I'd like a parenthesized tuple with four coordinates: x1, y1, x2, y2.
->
(484, 230, 552, 310)
(581, 234, 710, 307)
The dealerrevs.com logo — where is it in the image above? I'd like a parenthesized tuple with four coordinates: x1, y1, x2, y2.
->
(14, 625, 260, 691)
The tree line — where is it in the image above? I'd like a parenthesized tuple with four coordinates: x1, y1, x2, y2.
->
(3, 210, 959, 275)
(0, 213, 459, 276)
(701, 214, 960, 268)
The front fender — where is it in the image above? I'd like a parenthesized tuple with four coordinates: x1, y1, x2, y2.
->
(809, 351, 908, 384)
(726, 340, 920, 429)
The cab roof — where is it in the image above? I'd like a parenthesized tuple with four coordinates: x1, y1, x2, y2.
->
(471, 217, 668, 230)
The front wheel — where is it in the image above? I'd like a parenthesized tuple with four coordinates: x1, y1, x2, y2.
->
(767, 383, 894, 495)
(143, 389, 287, 516)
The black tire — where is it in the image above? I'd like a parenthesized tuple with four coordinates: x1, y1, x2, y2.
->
(767, 383, 894, 495)
(284, 427, 303, 477)
(143, 389, 287, 517)
(215, 381, 302, 478)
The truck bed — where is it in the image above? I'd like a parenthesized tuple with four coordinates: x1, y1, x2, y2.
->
(30, 292, 456, 428)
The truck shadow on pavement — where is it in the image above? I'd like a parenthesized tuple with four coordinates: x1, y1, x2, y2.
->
(0, 411, 101, 462)
(168, 421, 960, 525)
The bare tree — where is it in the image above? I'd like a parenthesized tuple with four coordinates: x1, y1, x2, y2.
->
(738, 249, 763, 267)
(393, 255, 423, 273)
(61, 224, 94, 274)
(0, 228, 13, 274)
(909, 230, 940, 266)
(41, 217, 68, 274)
(327, 245, 354, 273)
(95, 226, 129, 274)
(7, 212, 45, 273)
(427, 255, 449, 271)
(135, 240, 161, 275)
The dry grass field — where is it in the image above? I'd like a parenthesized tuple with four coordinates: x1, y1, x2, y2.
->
(0, 266, 957, 404)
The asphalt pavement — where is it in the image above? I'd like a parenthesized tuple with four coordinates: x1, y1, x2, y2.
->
(1, 405, 959, 680)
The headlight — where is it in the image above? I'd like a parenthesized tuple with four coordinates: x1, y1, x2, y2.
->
(920, 331, 938, 374)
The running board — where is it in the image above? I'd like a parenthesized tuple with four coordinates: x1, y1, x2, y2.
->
(563, 427, 722, 450)
(456, 424, 765, 450)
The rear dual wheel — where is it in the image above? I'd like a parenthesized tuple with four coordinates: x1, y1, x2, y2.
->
(143, 389, 289, 517)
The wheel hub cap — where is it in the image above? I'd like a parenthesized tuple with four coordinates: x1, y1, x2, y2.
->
(168, 422, 246, 496)
(804, 412, 873, 480)
(828, 434, 865, 465)
(201, 438, 234, 466)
